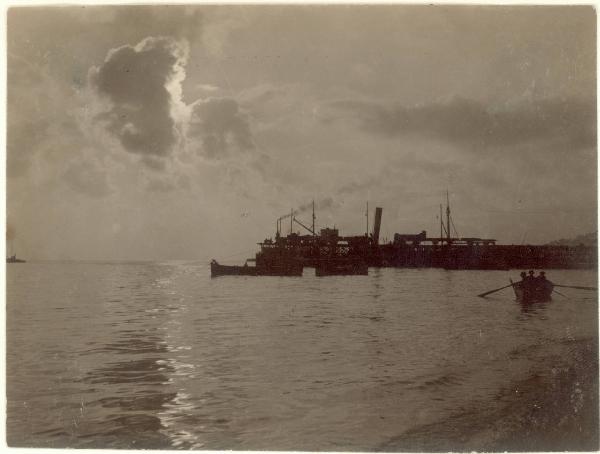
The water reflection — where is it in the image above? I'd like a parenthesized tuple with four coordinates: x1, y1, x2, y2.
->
(518, 299, 550, 315)
(85, 333, 168, 356)
(371, 267, 383, 300)
(78, 327, 176, 448)
(72, 264, 193, 449)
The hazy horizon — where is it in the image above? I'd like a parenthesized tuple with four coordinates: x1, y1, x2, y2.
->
(6, 5, 597, 261)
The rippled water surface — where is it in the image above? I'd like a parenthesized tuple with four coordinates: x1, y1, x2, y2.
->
(6, 262, 598, 449)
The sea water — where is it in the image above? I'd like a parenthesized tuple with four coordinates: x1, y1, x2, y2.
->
(6, 262, 598, 449)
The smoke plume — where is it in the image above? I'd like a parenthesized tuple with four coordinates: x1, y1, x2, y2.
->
(279, 197, 335, 220)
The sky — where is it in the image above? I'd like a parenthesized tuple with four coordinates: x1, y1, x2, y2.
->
(5, 4, 597, 261)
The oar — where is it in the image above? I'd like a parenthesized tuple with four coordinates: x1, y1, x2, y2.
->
(552, 289, 569, 299)
(478, 282, 516, 298)
(554, 284, 598, 291)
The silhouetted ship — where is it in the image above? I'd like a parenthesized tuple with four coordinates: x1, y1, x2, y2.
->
(6, 254, 26, 264)
(211, 197, 596, 277)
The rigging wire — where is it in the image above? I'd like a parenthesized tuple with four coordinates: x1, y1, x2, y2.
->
(450, 216, 460, 239)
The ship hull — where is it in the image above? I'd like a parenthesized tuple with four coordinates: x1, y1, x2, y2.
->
(315, 259, 368, 276)
(257, 264, 303, 276)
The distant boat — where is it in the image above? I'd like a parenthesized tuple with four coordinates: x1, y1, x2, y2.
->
(211, 260, 257, 276)
(6, 254, 26, 264)
(210, 258, 303, 277)
(511, 277, 554, 303)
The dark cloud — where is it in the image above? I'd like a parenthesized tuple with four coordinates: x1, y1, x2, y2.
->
(329, 96, 596, 151)
(90, 37, 186, 159)
(189, 98, 254, 158)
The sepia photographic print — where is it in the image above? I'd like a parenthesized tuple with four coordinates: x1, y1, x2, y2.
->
(4, 3, 599, 452)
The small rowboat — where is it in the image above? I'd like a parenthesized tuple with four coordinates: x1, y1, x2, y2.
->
(510, 278, 554, 303)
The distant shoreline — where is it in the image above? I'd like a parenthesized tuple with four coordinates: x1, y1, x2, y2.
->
(380, 336, 599, 452)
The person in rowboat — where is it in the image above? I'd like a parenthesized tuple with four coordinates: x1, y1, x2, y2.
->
(535, 271, 554, 300)
(516, 271, 527, 292)
(523, 270, 536, 301)
(534, 271, 544, 285)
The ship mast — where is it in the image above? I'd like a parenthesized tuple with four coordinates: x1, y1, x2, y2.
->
(366, 201, 369, 238)
(446, 190, 451, 244)
(312, 200, 316, 236)
(440, 204, 443, 245)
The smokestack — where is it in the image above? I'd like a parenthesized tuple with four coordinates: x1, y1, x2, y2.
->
(373, 207, 383, 245)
